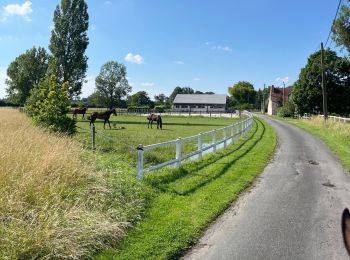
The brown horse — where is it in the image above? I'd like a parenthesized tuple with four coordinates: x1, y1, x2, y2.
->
(89, 108, 117, 129)
(72, 107, 88, 119)
(147, 114, 162, 130)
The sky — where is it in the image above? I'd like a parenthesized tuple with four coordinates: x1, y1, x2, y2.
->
(0, 0, 343, 99)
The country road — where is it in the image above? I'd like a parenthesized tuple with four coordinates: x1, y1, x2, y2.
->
(184, 116, 350, 260)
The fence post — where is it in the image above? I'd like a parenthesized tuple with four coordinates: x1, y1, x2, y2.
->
(231, 124, 235, 144)
(176, 138, 182, 168)
(223, 127, 227, 148)
(212, 129, 217, 152)
(92, 126, 96, 152)
(198, 133, 203, 160)
(136, 144, 144, 180)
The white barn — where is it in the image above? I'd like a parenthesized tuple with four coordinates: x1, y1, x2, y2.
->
(172, 94, 227, 112)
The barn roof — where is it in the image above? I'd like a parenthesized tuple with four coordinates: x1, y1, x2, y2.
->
(173, 94, 226, 104)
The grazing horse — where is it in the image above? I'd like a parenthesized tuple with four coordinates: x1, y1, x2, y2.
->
(89, 108, 117, 129)
(72, 107, 88, 119)
(147, 113, 162, 130)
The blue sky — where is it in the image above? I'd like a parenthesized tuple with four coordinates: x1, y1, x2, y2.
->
(0, 0, 342, 99)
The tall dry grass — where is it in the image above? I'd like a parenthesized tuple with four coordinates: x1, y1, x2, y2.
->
(309, 116, 350, 138)
(0, 109, 143, 259)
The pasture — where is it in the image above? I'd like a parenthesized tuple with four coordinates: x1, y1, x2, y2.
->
(75, 115, 241, 169)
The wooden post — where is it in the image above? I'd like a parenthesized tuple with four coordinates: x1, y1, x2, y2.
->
(137, 144, 144, 180)
(212, 129, 217, 152)
(176, 138, 182, 168)
(198, 133, 203, 160)
(231, 124, 235, 144)
(92, 126, 96, 152)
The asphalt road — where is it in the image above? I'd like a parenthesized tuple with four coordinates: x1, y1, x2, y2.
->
(184, 116, 350, 260)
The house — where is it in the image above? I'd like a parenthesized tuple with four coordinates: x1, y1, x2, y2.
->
(172, 94, 227, 112)
(267, 85, 293, 115)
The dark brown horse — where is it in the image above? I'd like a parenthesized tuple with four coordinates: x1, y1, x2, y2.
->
(89, 108, 117, 129)
(72, 107, 88, 119)
(147, 114, 162, 130)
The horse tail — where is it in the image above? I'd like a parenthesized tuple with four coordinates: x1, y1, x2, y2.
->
(159, 116, 162, 129)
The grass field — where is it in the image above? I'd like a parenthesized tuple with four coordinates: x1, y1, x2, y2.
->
(75, 115, 241, 168)
(280, 116, 350, 172)
(95, 117, 276, 259)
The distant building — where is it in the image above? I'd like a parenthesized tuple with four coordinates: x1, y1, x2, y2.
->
(267, 85, 293, 115)
(172, 94, 227, 112)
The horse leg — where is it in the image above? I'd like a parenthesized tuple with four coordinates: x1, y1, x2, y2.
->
(108, 119, 111, 129)
(82, 113, 85, 120)
(151, 120, 153, 129)
(148, 120, 150, 128)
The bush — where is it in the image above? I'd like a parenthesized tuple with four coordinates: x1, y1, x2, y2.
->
(25, 76, 76, 134)
(277, 102, 295, 117)
(154, 105, 166, 113)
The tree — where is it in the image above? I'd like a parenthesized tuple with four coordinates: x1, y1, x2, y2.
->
(5, 47, 49, 105)
(128, 91, 152, 107)
(169, 86, 194, 102)
(332, 1, 350, 54)
(25, 76, 75, 134)
(86, 91, 106, 107)
(95, 61, 131, 108)
(154, 93, 167, 105)
(293, 49, 350, 115)
(228, 81, 257, 105)
(49, 0, 89, 98)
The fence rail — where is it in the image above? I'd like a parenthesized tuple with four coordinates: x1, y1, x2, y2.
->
(136, 111, 253, 180)
(319, 115, 350, 123)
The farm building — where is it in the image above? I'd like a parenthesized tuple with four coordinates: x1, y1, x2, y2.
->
(172, 94, 227, 112)
(267, 85, 293, 115)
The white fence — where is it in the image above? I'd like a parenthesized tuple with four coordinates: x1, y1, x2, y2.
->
(136, 112, 254, 180)
(319, 115, 350, 123)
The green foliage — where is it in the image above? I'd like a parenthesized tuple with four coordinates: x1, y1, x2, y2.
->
(5, 47, 49, 105)
(169, 86, 194, 103)
(332, 1, 350, 54)
(128, 91, 153, 107)
(154, 93, 167, 105)
(95, 61, 131, 108)
(49, 0, 89, 98)
(86, 91, 106, 107)
(25, 76, 76, 134)
(228, 81, 257, 106)
(293, 49, 350, 115)
(277, 101, 295, 117)
(154, 105, 166, 112)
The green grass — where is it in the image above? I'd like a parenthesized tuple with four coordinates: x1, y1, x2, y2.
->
(95, 117, 276, 259)
(75, 115, 240, 168)
(278, 116, 350, 172)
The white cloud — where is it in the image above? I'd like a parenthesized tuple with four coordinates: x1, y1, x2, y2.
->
(205, 42, 210, 46)
(275, 76, 289, 83)
(2, 1, 33, 22)
(174, 60, 184, 65)
(141, 82, 155, 87)
(105, 0, 111, 4)
(212, 45, 232, 52)
(124, 53, 144, 64)
(0, 67, 8, 98)
(193, 78, 200, 81)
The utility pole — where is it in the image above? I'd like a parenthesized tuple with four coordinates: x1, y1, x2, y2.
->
(263, 84, 266, 114)
(282, 81, 285, 106)
(321, 42, 328, 121)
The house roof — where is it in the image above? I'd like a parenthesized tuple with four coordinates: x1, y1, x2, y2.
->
(173, 94, 227, 104)
(270, 86, 293, 103)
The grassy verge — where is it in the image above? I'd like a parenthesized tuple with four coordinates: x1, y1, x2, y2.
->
(97, 117, 276, 259)
(280, 116, 350, 172)
(0, 109, 146, 259)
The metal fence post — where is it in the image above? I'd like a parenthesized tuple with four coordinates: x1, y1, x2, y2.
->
(212, 129, 217, 152)
(137, 144, 144, 180)
(198, 133, 203, 160)
(176, 138, 182, 168)
(92, 126, 96, 152)
(223, 127, 227, 148)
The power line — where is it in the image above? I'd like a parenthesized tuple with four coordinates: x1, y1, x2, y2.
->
(324, 0, 343, 48)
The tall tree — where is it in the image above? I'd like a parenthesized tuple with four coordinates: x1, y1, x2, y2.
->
(293, 49, 350, 115)
(6, 47, 49, 105)
(228, 81, 256, 105)
(95, 61, 131, 108)
(154, 93, 167, 105)
(129, 91, 152, 107)
(169, 86, 194, 102)
(49, 0, 89, 98)
(332, 1, 350, 53)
